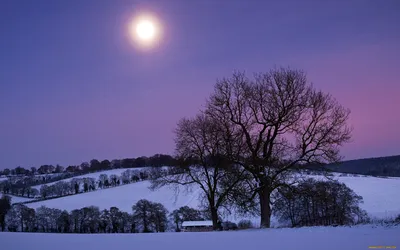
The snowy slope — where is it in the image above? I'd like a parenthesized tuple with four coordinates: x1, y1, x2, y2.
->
(31, 168, 147, 189)
(0, 225, 398, 250)
(307, 174, 400, 219)
(337, 175, 400, 219)
(27, 180, 201, 213)
(1, 194, 35, 204)
(25, 174, 400, 224)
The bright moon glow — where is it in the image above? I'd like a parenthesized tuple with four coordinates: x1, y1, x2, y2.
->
(136, 20, 155, 40)
(129, 14, 161, 49)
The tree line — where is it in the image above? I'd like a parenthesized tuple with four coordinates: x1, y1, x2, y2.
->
(0, 196, 252, 233)
(2, 168, 172, 201)
(0, 154, 177, 177)
(325, 155, 400, 177)
(36, 169, 169, 200)
(0, 197, 169, 233)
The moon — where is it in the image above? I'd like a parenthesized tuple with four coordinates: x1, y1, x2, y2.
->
(136, 20, 155, 41)
(129, 14, 161, 48)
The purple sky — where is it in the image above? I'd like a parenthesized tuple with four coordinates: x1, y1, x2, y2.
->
(0, 0, 399, 169)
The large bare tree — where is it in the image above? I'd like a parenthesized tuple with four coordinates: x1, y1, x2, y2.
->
(205, 67, 352, 228)
(151, 113, 246, 230)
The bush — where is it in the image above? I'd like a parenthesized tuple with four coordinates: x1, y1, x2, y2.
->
(222, 221, 238, 231)
(395, 215, 400, 223)
(238, 219, 253, 229)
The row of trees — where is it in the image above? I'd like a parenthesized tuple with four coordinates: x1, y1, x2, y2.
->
(4, 168, 171, 201)
(151, 67, 353, 229)
(0, 183, 39, 198)
(326, 155, 400, 177)
(37, 170, 150, 200)
(0, 196, 250, 233)
(0, 154, 177, 177)
(0, 172, 81, 196)
(273, 179, 369, 227)
(0, 198, 168, 233)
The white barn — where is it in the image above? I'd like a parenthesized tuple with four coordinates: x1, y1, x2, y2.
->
(181, 220, 213, 232)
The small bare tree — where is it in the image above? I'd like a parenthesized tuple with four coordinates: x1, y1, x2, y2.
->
(206, 67, 352, 228)
(151, 113, 246, 230)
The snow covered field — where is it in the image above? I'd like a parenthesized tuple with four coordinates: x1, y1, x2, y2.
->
(0, 225, 398, 250)
(24, 174, 400, 225)
(25, 179, 259, 225)
(4, 194, 35, 204)
(337, 175, 400, 219)
(27, 180, 201, 212)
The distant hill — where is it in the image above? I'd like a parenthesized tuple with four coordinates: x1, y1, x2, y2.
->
(325, 155, 400, 177)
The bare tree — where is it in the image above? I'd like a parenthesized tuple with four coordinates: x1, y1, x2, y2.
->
(132, 199, 153, 233)
(70, 209, 82, 233)
(109, 207, 122, 233)
(150, 202, 168, 232)
(36, 206, 62, 232)
(6, 204, 35, 232)
(40, 185, 49, 199)
(110, 174, 119, 187)
(98, 174, 108, 189)
(132, 199, 168, 233)
(205, 68, 352, 228)
(57, 210, 71, 233)
(99, 209, 111, 233)
(151, 113, 246, 230)
(121, 170, 132, 184)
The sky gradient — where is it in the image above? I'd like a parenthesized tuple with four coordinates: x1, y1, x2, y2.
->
(0, 0, 399, 169)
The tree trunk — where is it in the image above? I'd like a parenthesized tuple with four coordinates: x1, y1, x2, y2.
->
(0, 215, 4, 232)
(259, 186, 272, 228)
(143, 212, 148, 232)
(210, 207, 219, 231)
(175, 221, 179, 232)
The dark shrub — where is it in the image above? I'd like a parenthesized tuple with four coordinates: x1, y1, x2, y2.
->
(238, 219, 253, 230)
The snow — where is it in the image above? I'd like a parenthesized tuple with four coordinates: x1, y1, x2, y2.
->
(33, 173, 63, 177)
(25, 175, 400, 224)
(0, 225, 398, 250)
(26, 180, 202, 213)
(296, 174, 400, 219)
(331, 175, 400, 219)
(1, 194, 35, 204)
(0, 177, 7, 182)
(32, 168, 148, 189)
(182, 221, 213, 227)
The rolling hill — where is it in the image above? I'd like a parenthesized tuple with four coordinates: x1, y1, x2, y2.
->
(22, 172, 400, 226)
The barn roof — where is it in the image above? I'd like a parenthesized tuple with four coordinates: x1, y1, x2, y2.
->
(182, 220, 213, 227)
